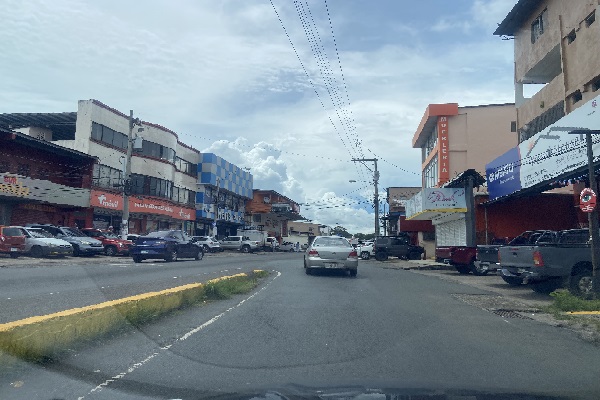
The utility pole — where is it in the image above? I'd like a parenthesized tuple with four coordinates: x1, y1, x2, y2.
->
(213, 177, 220, 238)
(121, 110, 135, 240)
(352, 158, 380, 237)
(121, 110, 143, 240)
(584, 131, 600, 295)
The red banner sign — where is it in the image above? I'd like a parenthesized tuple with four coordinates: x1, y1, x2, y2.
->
(91, 190, 194, 220)
(437, 116, 449, 185)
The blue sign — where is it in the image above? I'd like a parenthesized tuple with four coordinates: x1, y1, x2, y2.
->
(486, 147, 522, 200)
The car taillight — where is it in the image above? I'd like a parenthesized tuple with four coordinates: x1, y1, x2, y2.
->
(308, 249, 319, 256)
(349, 250, 358, 258)
(533, 251, 544, 267)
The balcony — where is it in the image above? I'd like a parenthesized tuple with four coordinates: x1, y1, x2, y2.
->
(517, 76, 565, 142)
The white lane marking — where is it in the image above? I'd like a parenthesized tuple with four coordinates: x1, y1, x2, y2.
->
(78, 270, 281, 399)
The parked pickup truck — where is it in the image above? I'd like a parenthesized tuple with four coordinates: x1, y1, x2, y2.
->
(219, 235, 261, 253)
(498, 229, 593, 295)
(373, 235, 424, 261)
(473, 231, 550, 276)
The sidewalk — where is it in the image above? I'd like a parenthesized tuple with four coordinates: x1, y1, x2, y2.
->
(371, 257, 454, 271)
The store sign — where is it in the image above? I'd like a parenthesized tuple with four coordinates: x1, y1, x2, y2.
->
(487, 95, 600, 199)
(437, 116, 450, 184)
(0, 172, 90, 207)
(406, 188, 466, 220)
(486, 147, 522, 200)
(91, 190, 194, 220)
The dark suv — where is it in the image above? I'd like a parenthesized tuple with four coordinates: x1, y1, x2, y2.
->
(373, 235, 425, 261)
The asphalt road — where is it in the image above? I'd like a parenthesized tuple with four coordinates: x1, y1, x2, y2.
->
(3, 257, 600, 399)
(0, 251, 287, 323)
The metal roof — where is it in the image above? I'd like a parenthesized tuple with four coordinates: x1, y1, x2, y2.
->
(0, 112, 77, 140)
(0, 128, 95, 160)
(494, 0, 542, 36)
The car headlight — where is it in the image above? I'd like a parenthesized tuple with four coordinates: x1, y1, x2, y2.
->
(80, 241, 91, 245)
(48, 243, 57, 247)
(154, 241, 167, 245)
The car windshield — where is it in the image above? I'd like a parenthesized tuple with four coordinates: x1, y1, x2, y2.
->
(2, 227, 25, 236)
(5, 2, 600, 399)
(28, 229, 54, 239)
(144, 231, 172, 238)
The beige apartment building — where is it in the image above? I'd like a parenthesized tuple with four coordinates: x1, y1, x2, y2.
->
(495, 0, 600, 142)
(412, 103, 517, 188)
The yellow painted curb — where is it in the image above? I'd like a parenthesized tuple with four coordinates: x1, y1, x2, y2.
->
(0, 271, 257, 361)
(566, 311, 600, 315)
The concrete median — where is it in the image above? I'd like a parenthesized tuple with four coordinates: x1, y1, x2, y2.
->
(0, 271, 266, 362)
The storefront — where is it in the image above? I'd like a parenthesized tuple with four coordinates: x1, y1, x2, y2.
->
(90, 190, 195, 235)
(1, 172, 93, 227)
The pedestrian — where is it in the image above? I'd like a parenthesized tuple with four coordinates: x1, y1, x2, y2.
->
(295, 242, 300, 252)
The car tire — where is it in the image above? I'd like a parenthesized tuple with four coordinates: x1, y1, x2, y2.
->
(361, 251, 370, 260)
(195, 249, 203, 261)
(30, 246, 44, 258)
(241, 245, 250, 253)
(531, 278, 564, 294)
(408, 251, 421, 260)
(375, 251, 388, 261)
(203, 244, 210, 253)
(105, 245, 118, 257)
(289, 248, 295, 252)
(501, 275, 524, 286)
(132, 255, 143, 263)
(72, 245, 80, 257)
(9, 253, 19, 259)
(570, 269, 593, 298)
(305, 267, 312, 275)
(165, 249, 177, 262)
(455, 265, 471, 274)
(470, 260, 488, 276)
(349, 269, 357, 278)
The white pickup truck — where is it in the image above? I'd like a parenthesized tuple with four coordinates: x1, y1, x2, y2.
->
(219, 235, 261, 253)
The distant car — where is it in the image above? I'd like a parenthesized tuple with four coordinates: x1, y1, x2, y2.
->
(356, 242, 375, 260)
(279, 241, 297, 252)
(130, 230, 203, 263)
(27, 224, 104, 256)
(0, 226, 26, 258)
(191, 236, 222, 253)
(126, 234, 141, 242)
(220, 236, 261, 253)
(81, 228, 133, 256)
(304, 235, 358, 277)
(19, 227, 73, 257)
(265, 236, 280, 252)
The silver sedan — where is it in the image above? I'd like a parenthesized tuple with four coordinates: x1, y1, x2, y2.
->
(304, 236, 358, 277)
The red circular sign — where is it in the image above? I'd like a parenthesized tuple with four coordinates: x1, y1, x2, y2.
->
(580, 188, 597, 213)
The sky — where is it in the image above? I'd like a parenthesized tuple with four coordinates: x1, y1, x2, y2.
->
(0, 0, 518, 233)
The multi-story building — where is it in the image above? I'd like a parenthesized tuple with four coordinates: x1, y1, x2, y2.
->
(1, 100, 199, 234)
(195, 153, 253, 237)
(406, 103, 517, 250)
(484, 0, 600, 236)
(0, 127, 96, 227)
(245, 190, 303, 240)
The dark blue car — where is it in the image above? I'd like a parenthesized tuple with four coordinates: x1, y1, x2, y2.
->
(130, 230, 203, 263)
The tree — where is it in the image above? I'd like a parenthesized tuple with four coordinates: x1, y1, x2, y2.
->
(331, 225, 351, 238)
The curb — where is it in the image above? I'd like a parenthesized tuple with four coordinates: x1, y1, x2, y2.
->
(0, 271, 264, 362)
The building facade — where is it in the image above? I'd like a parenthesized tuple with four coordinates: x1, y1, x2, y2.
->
(195, 153, 253, 237)
(0, 127, 96, 227)
(245, 190, 303, 240)
(2, 100, 199, 234)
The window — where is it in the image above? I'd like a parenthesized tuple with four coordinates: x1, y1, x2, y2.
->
(423, 156, 438, 188)
(175, 157, 198, 176)
(592, 77, 600, 92)
(91, 123, 103, 141)
(92, 164, 123, 189)
(91, 122, 127, 150)
(423, 130, 438, 161)
(586, 10, 596, 27)
(531, 9, 546, 44)
(571, 90, 583, 105)
(510, 121, 517, 132)
(566, 29, 576, 44)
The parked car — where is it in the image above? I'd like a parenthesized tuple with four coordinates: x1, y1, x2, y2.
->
(130, 230, 203, 263)
(0, 226, 26, 258)
(126, 234, 141, 242)
(80, 228, 133, 256)
(18, 226, 73, 257)
(265, 236, 280, 252)
(219, 236, 261, 253)
(26, 224, 104, 256)
(279, 241, 297, 252)
(373, 235, 424, 261)
(497, 229, 593, 295)
(191, 236, 222, 253)
(357, 241, 375, 260)
(304, 235, 358, 276)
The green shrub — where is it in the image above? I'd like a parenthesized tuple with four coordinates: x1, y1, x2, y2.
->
(549, 290, 600, 312)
